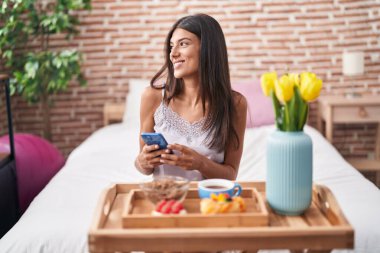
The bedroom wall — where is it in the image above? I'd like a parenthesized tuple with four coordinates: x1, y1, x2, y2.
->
(1, 0, 380, 158)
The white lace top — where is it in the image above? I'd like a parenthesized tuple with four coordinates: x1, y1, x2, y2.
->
(153, 99, 225, 181)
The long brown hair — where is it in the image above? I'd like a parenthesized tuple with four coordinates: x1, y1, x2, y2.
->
(151, 14, 239, 152)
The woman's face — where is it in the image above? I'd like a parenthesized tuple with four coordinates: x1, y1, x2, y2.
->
(169, 28, 200, 80)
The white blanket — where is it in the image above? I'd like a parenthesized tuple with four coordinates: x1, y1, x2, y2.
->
(0, 124, 379, 253)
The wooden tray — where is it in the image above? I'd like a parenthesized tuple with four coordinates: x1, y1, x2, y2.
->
(88, 182, 354, 253)
(121, 188, 268, 228)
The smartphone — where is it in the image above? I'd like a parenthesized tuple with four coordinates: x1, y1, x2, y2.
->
(141, 132, 169, 150)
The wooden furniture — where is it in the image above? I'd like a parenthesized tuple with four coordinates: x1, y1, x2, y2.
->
(317, 95, 380, 186)
(88, 182, 354, 253)
(103, 103, 124, 126)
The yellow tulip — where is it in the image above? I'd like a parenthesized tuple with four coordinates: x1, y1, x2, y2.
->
(275, 75, 294, 103)
(299, 72, 323, 101)
(288, 73, 300, 86)
(260, 72, 277, 96)
(300, 72, 316, 86)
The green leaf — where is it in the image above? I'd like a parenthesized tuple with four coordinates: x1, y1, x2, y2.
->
(288, 92, 296, 131)
(9, 79, 16, 95)
(1, 1, 7, 14)
(52, 57, 62, 68)
(9, 85, 16, 95)
(25, 61, 39, 79)
(271, 90, 283, 131)
(48, 80, 56, 90)
(290, 86, 309, 131)
(41, 18, 51, 27)
(3, 50, 13, 59)
(298, 101, 308, 131)
(290, 86, 304, 131)
(284, 102, 291, 131)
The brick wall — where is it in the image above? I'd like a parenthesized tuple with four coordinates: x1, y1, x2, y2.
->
(2, 0, 380, 157)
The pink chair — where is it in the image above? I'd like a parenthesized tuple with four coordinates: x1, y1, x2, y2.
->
(0, 134, 65, 213)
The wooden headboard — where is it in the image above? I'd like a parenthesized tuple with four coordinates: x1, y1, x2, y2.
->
(103, 103, 125, 126)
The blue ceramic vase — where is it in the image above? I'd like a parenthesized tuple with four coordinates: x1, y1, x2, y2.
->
(266, 130, 313, 215)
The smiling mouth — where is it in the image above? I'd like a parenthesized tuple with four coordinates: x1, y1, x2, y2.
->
(173, 60, 185, 69)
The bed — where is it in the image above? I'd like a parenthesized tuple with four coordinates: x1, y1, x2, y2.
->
(0, 80, 380, 253)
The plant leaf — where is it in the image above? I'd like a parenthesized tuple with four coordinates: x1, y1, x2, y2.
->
(271, 90, 283, 130)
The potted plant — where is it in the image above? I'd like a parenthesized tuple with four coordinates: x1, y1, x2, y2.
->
(261, 71, 323, 215)
(0, 0, 91, 140)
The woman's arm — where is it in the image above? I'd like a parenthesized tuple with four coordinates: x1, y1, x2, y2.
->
(134, 87, 167, 175)
(160, 93, 248, 180)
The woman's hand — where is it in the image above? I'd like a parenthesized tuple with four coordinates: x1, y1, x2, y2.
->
(137, 144, 169, 172)
(159, 144, 204, 171)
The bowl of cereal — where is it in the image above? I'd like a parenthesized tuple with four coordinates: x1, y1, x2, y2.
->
(139, 175, 190, 204)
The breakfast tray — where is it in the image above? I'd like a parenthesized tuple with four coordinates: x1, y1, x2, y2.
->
(121, 188, 268, 228)
(88, 182, 354, 253)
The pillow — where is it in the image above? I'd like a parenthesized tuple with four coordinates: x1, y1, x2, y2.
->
(232, 79, 275, 128)
(122, 79, 150, 127)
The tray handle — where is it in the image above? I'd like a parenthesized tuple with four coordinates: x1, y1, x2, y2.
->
(313, 184, 350, 226)
(253, 188, 268, 215)
(89, 184, 117, 231)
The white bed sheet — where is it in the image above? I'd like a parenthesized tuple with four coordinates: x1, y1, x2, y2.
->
(0, 124, 379, 253)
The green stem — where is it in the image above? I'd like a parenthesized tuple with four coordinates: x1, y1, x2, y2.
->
(271, 90, 282, 130)
(288, 88, 298, 131)
(292, 87, 302, 131)
(298, 102, 309, 131)
(284, 102, 291, 131)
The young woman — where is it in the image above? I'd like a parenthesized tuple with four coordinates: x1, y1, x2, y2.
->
(135, 14, 247, 180)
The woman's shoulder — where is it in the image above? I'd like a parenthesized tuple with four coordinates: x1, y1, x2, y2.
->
(232, 91, 248, 111)
(141, 86, 163, 110)
(141, 86, 162, 101)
